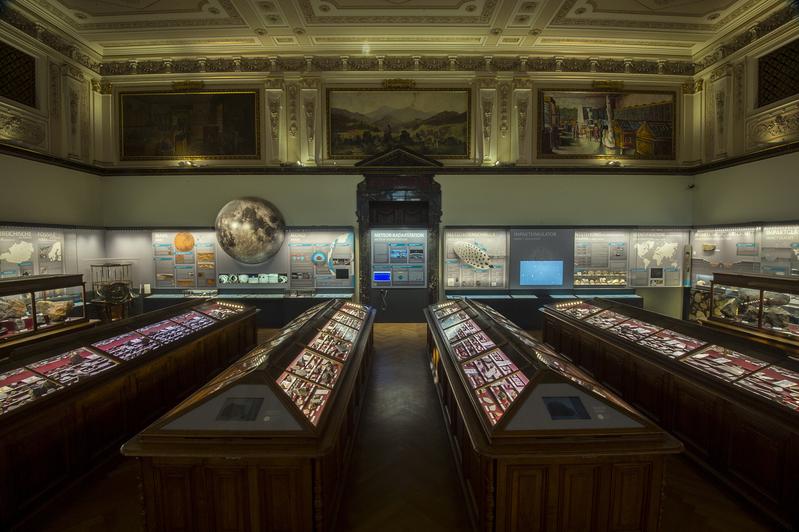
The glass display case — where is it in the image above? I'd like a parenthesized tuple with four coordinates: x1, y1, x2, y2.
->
(735, 365, 799, 412)
(0, 367, 61, 414)
(607, 319, 662, 342)
(28, 348, 117, 386)
(125, 299, 373, 433)
(637, 329, 707, 358)
(0, 275, 87, 346)
(709, 273, 799, 344)
(195, 301, 247, 321)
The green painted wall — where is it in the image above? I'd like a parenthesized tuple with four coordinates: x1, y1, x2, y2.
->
(635, 287, 685, 317)
(693, 151, 799, 225)
(438, 173, 695, 226)
(0, 154, 103, 226)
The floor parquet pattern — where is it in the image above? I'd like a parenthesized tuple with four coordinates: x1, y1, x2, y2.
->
(21, 324, 782, 532)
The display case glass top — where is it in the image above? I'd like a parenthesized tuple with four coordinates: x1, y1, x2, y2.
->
(735, 365, 799, 412)
(0, 367, 61, 414)
(551, 300, 604, 320)
(607, 319, 662, 342)
(136, 300, 373, 435)
(428, 300, 657, 436)
(28, 347, 116, 386)
(195, 301, 248, 321)
(584, 310, 630, 329)
(637, 329, 707, 358)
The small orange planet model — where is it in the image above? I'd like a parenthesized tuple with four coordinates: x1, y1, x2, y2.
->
(173, 232, 196, 252)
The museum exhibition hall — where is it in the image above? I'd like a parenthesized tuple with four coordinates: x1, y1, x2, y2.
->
(1, 0, 799, 530)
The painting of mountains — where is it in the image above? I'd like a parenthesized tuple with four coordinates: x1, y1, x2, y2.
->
(327, 89, 470, 158)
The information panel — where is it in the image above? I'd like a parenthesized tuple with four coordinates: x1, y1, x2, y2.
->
(573, 231, 629, 287)
(444, 228, 508, 289)
(629, 230, 688, 287)
(371, 229, 427, 288)
(691, 227, 760, 286)
(152, 231, 217, 288)
(288, 229, 355, 290)
(509, 228, 574, 289)
(0, 227, 64, 278)
(761, 225, 799, 277)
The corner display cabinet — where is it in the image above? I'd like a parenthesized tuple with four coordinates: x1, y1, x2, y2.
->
(123, 300, 375, 532)
(0, 298, 257, 530)
(425, 299, 682, 532)
(705, 272, 799, 352)
(0, 274, 91, 355)
(541, 298, 799, 530)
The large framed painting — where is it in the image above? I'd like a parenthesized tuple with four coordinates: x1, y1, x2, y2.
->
(119, 90, 260, 160)
(327, 88, 470, 159)
(538, 89, 676, 160)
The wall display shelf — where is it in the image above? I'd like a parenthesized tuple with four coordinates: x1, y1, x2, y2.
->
(0, 299, 257, 530)
(706, 273, 799, 351)
(0, 275, 90, 355)
(541, 298, 799, 529)
(426, 299, 681, 532)
(122, 299, 375, 532)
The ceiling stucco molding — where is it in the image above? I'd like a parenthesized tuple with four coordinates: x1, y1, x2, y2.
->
(25, 0, 246, 31)
(99, 54, 695, 77)
(551, 0, 768, 32)
(0, 3, 101, 73)
(695, 3, 796, 73)
(297, 0, 500, 25)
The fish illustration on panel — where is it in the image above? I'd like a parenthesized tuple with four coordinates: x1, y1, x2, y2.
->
(453, 242, 492, 270)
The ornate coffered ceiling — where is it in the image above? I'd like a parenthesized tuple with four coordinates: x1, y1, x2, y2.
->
(6, 0, 790, 60)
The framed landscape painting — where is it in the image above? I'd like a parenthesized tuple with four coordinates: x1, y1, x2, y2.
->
(119, 90, 260, 160)
(538, 89, 676, 160)
(327, 88, 470, 159)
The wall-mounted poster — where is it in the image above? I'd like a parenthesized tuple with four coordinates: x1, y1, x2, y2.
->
(0, 228, 64, 278)
(539, 90, 675, 160)
(691, 227, 760, 287)
(444, 229, 508, 289)
(371, 229, 427, 288)
(629, 230, 688, 287)
(574, 231, 629, 287)
(288, 229, 355, 290)
(327, 88, 470, 158)
(152, 231, 217, 288)
(760, 225, 799, 277)
(120, 91, 260, 160)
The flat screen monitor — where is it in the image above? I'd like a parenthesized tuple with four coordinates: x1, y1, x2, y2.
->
(519, 260, 563, 286)
(373, 271, 391, 282)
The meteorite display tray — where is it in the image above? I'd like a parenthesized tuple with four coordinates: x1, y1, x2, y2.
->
(0, 299, 256, 418)
(132, 299, 374, 433)
(427, 299, 659, 433)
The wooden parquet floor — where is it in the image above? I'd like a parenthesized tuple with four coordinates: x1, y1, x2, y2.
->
(23, 324, 781, 532)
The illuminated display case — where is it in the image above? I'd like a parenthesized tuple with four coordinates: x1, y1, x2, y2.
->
(122, 299, 375, 532)
(426, 299, 681, 531)
(541, 297, 799, 529)
(708, 273, 799, 347)
(0, 275, 88, 350)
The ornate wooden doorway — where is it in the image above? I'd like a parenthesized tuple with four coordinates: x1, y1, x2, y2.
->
(355, 148, 442, 322)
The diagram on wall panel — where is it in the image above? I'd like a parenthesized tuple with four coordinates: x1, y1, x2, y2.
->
(288, 229, 355, 290)
(444, 229, 507, 289)
(628, 230, 688, 287)
(573, 231, 629, 287)
(760, 225, 799, 277)
(152, 231, 217, 288)
(0, 227, 64, 278)
(691, 227, 760, 286)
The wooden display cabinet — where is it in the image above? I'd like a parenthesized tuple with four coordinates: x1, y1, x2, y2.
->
(541, 298, 799, 529)
(0, 299, 257, 530)
(426, 299, 682, 532)
(0, 274, 92, 357)
(123, 300, 375, 532)
(705, 272, 799, 353)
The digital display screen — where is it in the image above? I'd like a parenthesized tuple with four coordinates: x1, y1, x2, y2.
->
(519, 260, 564, 286)
(373, 271, 391, 282)
(543, 396, 590, 420)
(650, 267, 664, 279)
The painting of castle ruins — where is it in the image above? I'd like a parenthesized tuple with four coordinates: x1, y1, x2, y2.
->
(538, 90, 676, 160)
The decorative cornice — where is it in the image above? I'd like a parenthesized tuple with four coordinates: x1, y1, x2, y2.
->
(0, 110, 45, 148)
(0, 4, 100, 73)
(99, 55, 695, 77)
(695, 4, 796, 73)
(747, 102, 799, 149)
